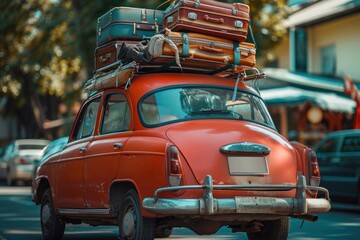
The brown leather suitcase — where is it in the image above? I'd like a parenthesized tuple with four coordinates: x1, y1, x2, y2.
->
(161, 31, 256, 71)
(94, 40, 139, 71)
(163, 0, 250, 42)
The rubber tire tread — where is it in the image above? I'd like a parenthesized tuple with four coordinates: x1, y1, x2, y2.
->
(41, 188, 65, 240)
(118, 189, 155, 240)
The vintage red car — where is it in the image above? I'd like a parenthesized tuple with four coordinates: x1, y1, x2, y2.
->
(33, 73, 331, 240)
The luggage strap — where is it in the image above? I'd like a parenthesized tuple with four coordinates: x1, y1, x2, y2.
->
(181, 32, 190, 57)
(233, 42, 241, 65)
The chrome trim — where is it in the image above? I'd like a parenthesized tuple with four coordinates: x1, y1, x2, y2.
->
(143, 175, 331, 216)
(220, 142, 270, 155)
(234, 20, 244, 28)
(58, 208, 110, 215)
(187, 12, 197, 20)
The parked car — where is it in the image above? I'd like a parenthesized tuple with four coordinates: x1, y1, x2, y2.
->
(31, 136, 69, 193)
(5, 139, 49, 186)
(33, 73, 331, 240)
(313, 129, 360, 203)
(0, 146, 7, 181)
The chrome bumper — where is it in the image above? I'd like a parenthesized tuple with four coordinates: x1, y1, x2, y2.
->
(143, 175, 331, 216)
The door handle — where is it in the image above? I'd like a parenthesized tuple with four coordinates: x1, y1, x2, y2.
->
(79, 147, 87, 153)
(113, 143, 123, 149)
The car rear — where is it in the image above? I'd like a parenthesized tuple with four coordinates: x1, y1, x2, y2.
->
(136, 76, 330, 236)
(7, 139, 49, 185)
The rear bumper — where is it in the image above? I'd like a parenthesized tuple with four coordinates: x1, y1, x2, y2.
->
(12, 165, 32, 181)
(143, 175, 331, 217)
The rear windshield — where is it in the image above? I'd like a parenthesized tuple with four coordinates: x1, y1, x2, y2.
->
(140, 86, 275, 128)
(18, 144, 46, 150)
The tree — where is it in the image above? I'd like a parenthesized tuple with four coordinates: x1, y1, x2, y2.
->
(0, 0, 288, 140)
(0, 0, 82, 139)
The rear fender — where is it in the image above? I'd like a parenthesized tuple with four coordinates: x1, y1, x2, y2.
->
(291, 141, 320, 198)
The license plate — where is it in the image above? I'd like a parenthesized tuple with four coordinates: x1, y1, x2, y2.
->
(235, 197, 276, 213)
(227, 156, 269, 175)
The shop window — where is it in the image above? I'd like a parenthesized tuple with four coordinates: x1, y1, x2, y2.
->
(295, 29, 307, 72)
(321, 45, 336, 76)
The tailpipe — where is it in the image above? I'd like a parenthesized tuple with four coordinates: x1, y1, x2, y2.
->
(294, 214, 318, 222)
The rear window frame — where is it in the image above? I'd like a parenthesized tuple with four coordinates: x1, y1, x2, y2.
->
(138, 84, 276, 130)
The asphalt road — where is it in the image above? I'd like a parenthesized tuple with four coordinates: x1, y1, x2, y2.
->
(0, 184, 359, 240)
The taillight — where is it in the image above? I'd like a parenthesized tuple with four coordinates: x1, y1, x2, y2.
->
(16, 158, 27, 165)
(308, 150, 321, 187)
(167, 146, 182, 187)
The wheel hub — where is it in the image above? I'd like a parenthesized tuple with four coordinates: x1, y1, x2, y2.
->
(123, 210, 135, 237)
(42, 204, 51, 225)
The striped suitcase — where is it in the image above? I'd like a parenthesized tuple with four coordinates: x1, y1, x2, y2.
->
(163, 0, 250, 42)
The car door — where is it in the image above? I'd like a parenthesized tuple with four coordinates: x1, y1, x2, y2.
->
(84, 92, 132, 209)
(315, 135, 342, 194)
(55, 97, 101, 209)
(336, 134, 360, 198)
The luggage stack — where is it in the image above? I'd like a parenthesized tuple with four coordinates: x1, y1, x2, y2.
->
(85, 0, 265, 93)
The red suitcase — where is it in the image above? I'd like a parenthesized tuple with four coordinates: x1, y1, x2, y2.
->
(94, 40, 140, 71)
(163, 0, 250, 42)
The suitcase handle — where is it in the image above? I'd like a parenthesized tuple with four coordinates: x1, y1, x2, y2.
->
(135, 23, 156, 32)
(204, 15, 224, 24)
(191, 51, 231, 64)
(198, 45, 224, 54)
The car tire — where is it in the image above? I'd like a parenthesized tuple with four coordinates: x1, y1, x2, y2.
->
(40, 188, 65, 240)
(247, 217, 289, 240)
(118, 189, 155, 240)
(155, 227, 173, 238)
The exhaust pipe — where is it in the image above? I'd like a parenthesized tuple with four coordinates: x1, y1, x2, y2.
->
(294, 214, 318, 222)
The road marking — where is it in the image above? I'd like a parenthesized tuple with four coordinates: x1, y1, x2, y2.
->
(9, 196, 35, 207)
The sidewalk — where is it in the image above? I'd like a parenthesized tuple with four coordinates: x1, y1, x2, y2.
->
(0, 186, 31, 195)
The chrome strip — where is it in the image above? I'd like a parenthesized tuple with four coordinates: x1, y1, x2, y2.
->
(58, 208, 110, 215)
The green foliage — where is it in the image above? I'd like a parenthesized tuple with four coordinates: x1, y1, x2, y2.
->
(0, 0, 289, 139)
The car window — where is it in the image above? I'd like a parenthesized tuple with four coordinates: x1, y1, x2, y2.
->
(316, 137, 339, 153)
(72, 98, 100, 140)
(18, 144, 47, 150)
(140, 86, 275, 128)
(101, 93, 130, 134)
(341, 135, 360, 152)
(5, 143, 14, 156)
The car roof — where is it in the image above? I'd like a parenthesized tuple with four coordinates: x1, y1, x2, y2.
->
(324, 129, 360, 138)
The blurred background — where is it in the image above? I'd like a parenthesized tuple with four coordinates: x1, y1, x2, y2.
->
(0, 0, 359, 147)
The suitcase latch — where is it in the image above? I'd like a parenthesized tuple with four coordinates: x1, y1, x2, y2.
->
(99, 53, 112, 63)
(234, 21, 244, 28)
(188, 12, 198, 20)
(97, 19, 102, 36)
(141, 9, 147, 21)
(194, 0, 200, 8)
(166, 16, 174, 24)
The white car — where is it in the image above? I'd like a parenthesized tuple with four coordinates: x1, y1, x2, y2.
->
(0, 146, 7, 181)
(5, 139, 49, 186)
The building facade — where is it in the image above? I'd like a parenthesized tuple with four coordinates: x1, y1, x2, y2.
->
(262, 0, 360, 147)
